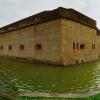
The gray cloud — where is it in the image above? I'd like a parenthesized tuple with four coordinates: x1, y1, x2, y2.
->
(0, 0, 100, 28)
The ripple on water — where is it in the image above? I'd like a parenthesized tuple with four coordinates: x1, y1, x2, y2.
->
(1, 59, 100, 95)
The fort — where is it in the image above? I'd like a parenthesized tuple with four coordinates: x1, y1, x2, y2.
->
(0, 7, 100, 65)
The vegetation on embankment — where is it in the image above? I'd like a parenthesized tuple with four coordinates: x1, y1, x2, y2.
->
(0, 72, 18, 100)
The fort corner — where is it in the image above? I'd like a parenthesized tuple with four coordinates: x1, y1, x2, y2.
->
(0, 7, 100, 65)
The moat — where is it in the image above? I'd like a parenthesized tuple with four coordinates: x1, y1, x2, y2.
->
(1, 58, 100, 99)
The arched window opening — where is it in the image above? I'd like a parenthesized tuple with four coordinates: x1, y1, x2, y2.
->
(80, 44, 85, 49)
(0, 45, 3, 50)
(35, 44, 42, 50)
(77, 43, 79, 50)
(81, 59, 84, 63)
(92, 44, 95, 50)
(73, 42, 75, 50)
(20, 45, 24, 50)
(9, 45, 12, 50)
(94, 44, 95, 50)
(76, 60, 79, 64)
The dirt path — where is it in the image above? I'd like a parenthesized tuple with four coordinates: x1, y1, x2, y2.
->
(19, 90, 100, 98)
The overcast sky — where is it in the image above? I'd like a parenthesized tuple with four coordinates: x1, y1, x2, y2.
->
(0, 0, 100, 28)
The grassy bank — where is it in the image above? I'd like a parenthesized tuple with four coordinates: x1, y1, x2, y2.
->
(18, 93, 100, 100)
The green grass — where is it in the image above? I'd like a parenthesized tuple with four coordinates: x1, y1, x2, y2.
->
(18, 93, 100, 100)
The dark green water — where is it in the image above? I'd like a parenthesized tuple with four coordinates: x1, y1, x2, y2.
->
(0, 58, 100, 94)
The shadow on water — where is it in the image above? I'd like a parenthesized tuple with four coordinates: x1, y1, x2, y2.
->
(0, 58, 100, 99)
